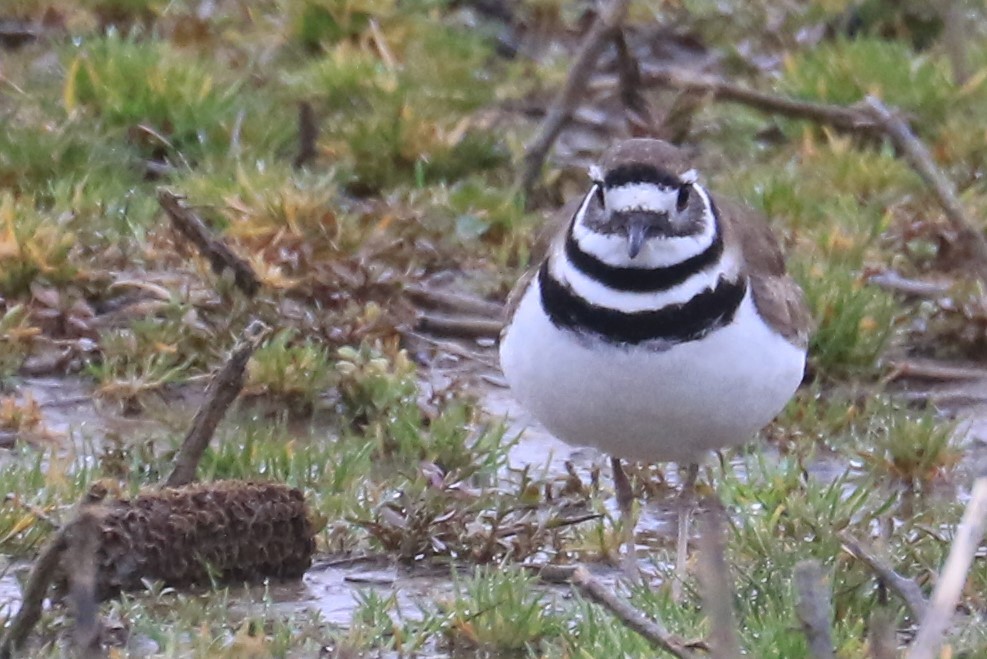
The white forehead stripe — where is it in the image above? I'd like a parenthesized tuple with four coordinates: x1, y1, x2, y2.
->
(605, 183, 678, 213)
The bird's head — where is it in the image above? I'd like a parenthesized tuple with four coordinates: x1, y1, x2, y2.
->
(573, 139, 715, 266)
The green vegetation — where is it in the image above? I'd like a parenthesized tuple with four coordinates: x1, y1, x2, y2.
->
(2, 0, 987, 656)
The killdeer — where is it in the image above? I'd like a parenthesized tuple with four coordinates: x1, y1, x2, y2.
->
(499, 138, 811, 579)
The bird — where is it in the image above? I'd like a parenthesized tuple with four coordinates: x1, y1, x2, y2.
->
(499, 138, 811, 583)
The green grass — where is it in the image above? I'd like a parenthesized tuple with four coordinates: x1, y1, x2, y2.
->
(2, 0, 987, 655)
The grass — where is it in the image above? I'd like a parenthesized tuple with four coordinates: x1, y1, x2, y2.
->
(1, 0, 987, 656)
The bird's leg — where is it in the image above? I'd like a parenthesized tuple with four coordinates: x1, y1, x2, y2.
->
(611, 456, 638, 577)
(672, 462, 699, 603)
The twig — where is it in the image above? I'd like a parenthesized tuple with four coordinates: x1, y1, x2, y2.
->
(839, 531, 928, 622)
(416, 312, 502, 339)
(404, 284, 503, 318)
(519, 0, 632, 195)
(495, 512, 601, 538)
(66, 510, 102, 658)
(867, 271, 952, 299)
(0, 522, 73, 658)
(885, 358, 987, 383)
(940, 1, 970, 86)
(164, 321, 269, 488)
(793, 561, 836, 659)
(0, 20, 39, 49)
(908, 476, 987, 659)
(571, 566, 700, 658)
(613, 28, 655, 136)
(157, 189, 261, 297)
(635, 66, 881, 134)
(864, 97, 987, 284)
(293, 101, 318, 170)
(868, 607, 897, 659)
(697, 505, 742, 658)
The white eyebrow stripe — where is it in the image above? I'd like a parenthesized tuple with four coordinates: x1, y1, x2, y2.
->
(605, 184, 678, 212)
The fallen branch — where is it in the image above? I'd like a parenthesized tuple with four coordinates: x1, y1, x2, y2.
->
(633, 66, 880, 134)
(416, 312, 502, 340)
(867, 271, 952, 299)
(571, 566, 701, 658)
(697, 504, 742, 659)
(519, 0, 632, 195)
(613, 28, 655, 136)
(839, 531, 928, 622)
(864, 97, 987, 285)
(65, 511, 102, 658)
(794, 561, 836, 659)
(164, 320, 268, 488)
(404, 284, 503, 318)
(908, 476, 987, 659)
(0, 520, 75, 658)
(157, 189, 261, 297)
(293, 101, 318, 169)
(495, 512, 601, 539)
(868, 608, 897, 659)
(884, 358, 987, 384)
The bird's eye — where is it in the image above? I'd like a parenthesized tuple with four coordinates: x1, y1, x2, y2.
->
(594, 185, 606, 208)
(676, 185, 691, 213)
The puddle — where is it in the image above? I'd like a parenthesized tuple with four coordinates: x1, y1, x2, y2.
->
(4, 362, 987, 637)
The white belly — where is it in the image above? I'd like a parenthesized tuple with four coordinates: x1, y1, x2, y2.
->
(499, 282, 806, 463)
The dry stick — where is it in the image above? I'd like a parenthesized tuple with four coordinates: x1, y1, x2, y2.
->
(571, 566, 700, 659)
(404, 284, 503, 318)
(66, 510, 102, 659)
(416, 312, 503, 340)
(612, 28, 655, 136)
(908, 476, 987, 659)
(885, 358, 987, 383)
(793, 561, 836, 659)
(941, 0, 970, 86)
(697, 505, 742, 659)
(867, 271, 952, 299)
(293, 100, 318, 170)
(636, 66, 881, 134)
(867, 608, 897, 659)
(864, 96, 987, 284)
(518, 0, 632, 195)
(157, 189, 261, 297)
(839, 531, 928, 622)
(0, 523, 73, 659)
(164, 321, 268, 488)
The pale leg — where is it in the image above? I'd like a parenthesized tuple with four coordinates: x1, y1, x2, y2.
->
(610, 456, 638, 577)
(672, 462, 699, 602)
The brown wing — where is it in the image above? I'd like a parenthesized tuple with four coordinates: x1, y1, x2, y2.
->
(717, 198, 813, 349)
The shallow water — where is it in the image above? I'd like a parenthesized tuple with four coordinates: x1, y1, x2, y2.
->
(2, 366, 984, 638)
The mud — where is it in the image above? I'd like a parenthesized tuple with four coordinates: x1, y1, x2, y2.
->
(2, 364, 986, 639)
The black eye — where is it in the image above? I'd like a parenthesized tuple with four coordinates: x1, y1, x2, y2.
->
(594, 184, 606, 208)
(676, 185, 691, 212)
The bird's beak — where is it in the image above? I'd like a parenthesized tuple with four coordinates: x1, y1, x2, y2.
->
(627, 223, 647, 259)
(625, 212, 665, 259)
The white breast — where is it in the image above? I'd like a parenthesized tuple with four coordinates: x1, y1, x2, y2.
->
(499, 279, 806, 463)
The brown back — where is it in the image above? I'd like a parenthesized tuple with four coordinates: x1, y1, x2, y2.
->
(717, 198, 812, 348)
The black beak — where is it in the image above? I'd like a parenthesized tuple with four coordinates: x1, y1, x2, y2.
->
(628, 223, 647, 259)
(625, 211, 666, 259)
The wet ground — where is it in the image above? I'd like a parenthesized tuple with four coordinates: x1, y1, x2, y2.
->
(3, 362, 987, 637)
